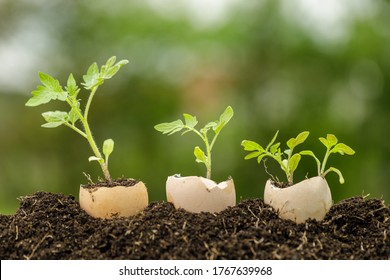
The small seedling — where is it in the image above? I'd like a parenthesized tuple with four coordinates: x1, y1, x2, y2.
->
(242, 131, 355, 185)
(300, 134, 355, 184)
(154, 106, 234, 179)
(26, 56, 128, 183)
(242, 131, 309, 185)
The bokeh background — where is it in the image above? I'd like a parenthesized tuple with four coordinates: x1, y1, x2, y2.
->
(1, 0, 389, 214)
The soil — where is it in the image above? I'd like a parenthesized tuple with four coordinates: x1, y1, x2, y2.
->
(0, 191, 388, 260)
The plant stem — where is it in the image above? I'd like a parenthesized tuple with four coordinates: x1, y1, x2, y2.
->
(81, 87, 112, 182)
(320, 148, 331, 175)
(203, 132, 212, 180)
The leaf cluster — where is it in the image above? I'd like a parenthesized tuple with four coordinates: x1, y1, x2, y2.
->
(242, 131, 309, 185)
(242, 131, 355, 185)
(154, 106, 234, 179)
(26, 56, 129, 182)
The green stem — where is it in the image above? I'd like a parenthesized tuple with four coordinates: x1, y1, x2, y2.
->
(203, 132, 212, 180)
(78, 86, 112, 182)
(320, 148, 331, 175)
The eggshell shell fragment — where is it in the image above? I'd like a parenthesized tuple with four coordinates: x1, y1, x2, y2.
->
(166, 175, 236, 213)
(264, 176, 332, 223)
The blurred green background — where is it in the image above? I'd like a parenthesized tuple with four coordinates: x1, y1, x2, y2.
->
(1, 0, 389, 214)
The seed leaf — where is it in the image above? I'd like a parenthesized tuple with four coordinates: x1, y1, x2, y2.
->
(103, 139, 114, 160)
(327, 134, 338, 146)
(331, 143, 355, 155)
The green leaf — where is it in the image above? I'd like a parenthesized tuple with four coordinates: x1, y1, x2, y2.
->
(88, 156, 104, 163)
(244, 151, 262, 160)
(100, 56, 129, 80)
(154, 120, 184, 135)
(26, 72, 67, 107)
(68, 102, 81, 125)
(66, 74, 79, 99)
(288, 153, 301, 174)
(194, 146, 207, 163)
(200, 122, 217, 134)
(82, 62, 102, 90)
(266, 131, 279, 151)
(319, 137, 330, 149)
(103, 139, 114, 160)
(241, 140, 263, 152)
(257, 153, 268, 164)
(270, 143, 281, 154)
(327, 134, 338, 146)
(41, 111, 68, 128)
(326, 167, 345, 184)
(183, 113, 198, 129)
(331, 143, 355, 155)
(214, 106, 234, 134)
(287, 131, 309, 149)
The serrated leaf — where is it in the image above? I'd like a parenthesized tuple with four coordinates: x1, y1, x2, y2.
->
(214, 106, 234, 134)
(41, 122, 64, 128)
(241, 140, 263, 152)
(154, 120, 184, 135)
(331, 143, 355, 155)
(183, 113, 198, 128)
(66, 74, 79, 99)
(101, 56, 129, 80)
(82, 62, 102, 90)
(41, 111, 68, 127)
(194, 146, 207, 164)
(68, 102, 81, 125)
(326, 134, 338, 146)
(26, 72, 67, 106)
(103, 139, 114, 159)
(288, 153, 301, 174)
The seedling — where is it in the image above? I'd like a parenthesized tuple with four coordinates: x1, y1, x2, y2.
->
(26, 56, 128, 183)
(242, 131, 309, 185)
(242, 131, 355, 185)
(300, 134, 355, 184)
(154, 106, 234, 179)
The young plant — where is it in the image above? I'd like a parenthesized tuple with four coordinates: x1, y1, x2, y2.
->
(26, 56, 129, 183)
(300, 134, 355, 184)
(241, 131, 309, 185)
(154, 106, 234, 179)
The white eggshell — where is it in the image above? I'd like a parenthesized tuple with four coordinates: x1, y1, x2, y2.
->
(79, 181, 148, 219)
(166, 175, 236, 213)
(264, 176, 332, 223)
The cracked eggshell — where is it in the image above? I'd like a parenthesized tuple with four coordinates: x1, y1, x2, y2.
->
(166, 175, 236, 213)
(79, 181, 148, 219)
(264, 176, 332, 224)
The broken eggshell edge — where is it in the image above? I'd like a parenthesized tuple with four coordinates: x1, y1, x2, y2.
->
(166, 175, 236, 213)
(264, 176, 332, 224)
(79, 181, 148, 219)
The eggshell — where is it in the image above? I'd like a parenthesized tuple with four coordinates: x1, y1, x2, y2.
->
(264, 176, 332, 223)
(166, 175, 236, 213)
(79, 181, 148, 218)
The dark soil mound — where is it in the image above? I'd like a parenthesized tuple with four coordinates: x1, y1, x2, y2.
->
(0, 192, 388, 259)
